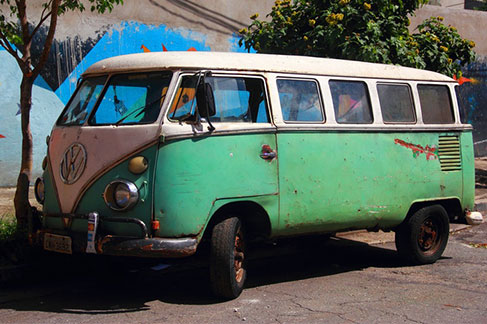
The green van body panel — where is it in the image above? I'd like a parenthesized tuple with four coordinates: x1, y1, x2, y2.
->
(461, 131, 475, 211)
(42, 167, 61, 216)
(277, 131, 467, 235)
(153, 133, 278, 238)
(41, 130, 474, 241)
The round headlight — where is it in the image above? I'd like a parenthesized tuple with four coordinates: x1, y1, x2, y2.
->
(104, 180, 139, 211)
(34, 177, 45, 204)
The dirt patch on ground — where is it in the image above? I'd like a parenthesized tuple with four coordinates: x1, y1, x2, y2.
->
(0, 187, 40, 222)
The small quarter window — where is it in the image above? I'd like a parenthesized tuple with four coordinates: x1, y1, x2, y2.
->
(277, 79, 324, 122)
(329, 80, 373, 124)
(418, 84, 454, 124)
(377, 83, 415, 123)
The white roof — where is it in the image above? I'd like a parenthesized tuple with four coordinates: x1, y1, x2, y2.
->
(83, 51, 454, 82)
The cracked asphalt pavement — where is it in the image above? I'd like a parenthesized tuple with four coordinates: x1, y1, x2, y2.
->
(1, 222, 486, 324)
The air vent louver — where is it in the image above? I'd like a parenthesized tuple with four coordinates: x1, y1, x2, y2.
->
(438, 135, 461, 172)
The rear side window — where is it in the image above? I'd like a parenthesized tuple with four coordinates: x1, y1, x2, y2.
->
(377, 83, 415, 123)
(277, 79, 324, 122)
(329, 80, 373, 124)
(418, 84, 454, 124)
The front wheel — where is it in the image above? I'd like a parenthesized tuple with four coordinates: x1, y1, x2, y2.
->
(210, 216, 247, 299)
(395, 205, 449, 265)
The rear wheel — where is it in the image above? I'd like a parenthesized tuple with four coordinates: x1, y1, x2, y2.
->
(210, 216, 247, 299)
(395, 205, 449, 265)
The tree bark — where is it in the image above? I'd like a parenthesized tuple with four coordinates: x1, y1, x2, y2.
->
(12, 0, 60, 234)
(14, 77, 34, 231)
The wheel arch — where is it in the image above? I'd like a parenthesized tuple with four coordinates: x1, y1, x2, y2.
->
(402, 197, 462, 226)
(202, 199, 273, 243)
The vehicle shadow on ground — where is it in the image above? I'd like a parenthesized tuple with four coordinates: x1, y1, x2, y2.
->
(0, 237, 412, 313)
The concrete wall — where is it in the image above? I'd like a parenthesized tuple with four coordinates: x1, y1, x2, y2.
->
(1, 1, 487, 186)
(412, 5, 487, 56)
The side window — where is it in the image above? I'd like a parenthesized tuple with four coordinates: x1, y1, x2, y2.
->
(169, 75, 269, 123)
(277, 79, 324, 122)
(377, 83, 415, 123)
(329, 80, 373, 124)
(418, 84, 454, 124)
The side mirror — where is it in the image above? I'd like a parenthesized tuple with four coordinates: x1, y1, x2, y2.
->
(196, 82, 216, 118)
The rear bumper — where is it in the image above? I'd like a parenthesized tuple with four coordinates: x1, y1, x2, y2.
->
(37, 212, 198, 258)
(465, 211, 484, 225)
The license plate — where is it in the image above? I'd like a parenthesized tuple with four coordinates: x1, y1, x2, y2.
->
(44, 233, 72, 254)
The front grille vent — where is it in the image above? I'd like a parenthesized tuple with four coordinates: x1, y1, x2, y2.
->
(438, 135, 461, 172)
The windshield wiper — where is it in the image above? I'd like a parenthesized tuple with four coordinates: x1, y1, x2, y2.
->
(115, 94, 166, 125)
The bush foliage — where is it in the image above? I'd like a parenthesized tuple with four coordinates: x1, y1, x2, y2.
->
(239, 0, 475, 77)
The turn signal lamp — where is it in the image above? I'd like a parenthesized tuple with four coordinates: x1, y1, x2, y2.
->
(128, 156, 148, 174)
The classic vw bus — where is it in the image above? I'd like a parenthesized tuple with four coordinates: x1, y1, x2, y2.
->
(34, 52, 482, 299)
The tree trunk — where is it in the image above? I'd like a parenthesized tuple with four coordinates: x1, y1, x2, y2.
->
(13, 77, 34, 232)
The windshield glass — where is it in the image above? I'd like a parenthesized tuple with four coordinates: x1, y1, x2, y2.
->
(58, 72, 173, 126)
(58, 76, 107, 126)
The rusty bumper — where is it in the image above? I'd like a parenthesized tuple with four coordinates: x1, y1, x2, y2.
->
(97, 235, 198, 258)
(39, 212, 198, 258)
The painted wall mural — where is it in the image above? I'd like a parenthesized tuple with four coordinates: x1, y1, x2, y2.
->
(457, 59, 487, 157)
(0, 22, 244, 186)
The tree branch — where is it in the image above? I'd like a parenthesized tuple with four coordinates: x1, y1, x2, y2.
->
(0, 30, 24, 68)
(15, 0, 31, 57)
(32, 0, 60, 79)
(30, 1, 53, 40)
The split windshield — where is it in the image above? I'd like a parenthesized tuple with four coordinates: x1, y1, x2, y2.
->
(57, 72, 173, 126)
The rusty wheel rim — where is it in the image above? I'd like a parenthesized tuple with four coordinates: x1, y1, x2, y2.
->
(418, 217, 440, 253)
(234, 226, 245, 283)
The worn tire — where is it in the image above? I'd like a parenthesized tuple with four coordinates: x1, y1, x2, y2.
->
(210, 216, 247, 299)
(395, 205, 449, 265)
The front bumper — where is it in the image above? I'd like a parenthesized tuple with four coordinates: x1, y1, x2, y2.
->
(37, 212, 198, 258)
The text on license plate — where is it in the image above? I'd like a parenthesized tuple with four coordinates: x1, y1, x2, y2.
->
(44, 233, 72, 254)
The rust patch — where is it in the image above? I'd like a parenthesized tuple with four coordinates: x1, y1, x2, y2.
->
(141, 244, 154, 251)
(394, 139, 438, 161)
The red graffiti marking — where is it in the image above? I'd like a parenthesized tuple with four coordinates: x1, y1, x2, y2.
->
(141, 45, 151, 53)
(141, 43, 198, 53)
(0, 134, 5, 138)
(394, 139, 438, 161)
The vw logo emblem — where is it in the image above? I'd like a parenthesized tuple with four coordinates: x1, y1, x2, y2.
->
(60, 143, 87, 184)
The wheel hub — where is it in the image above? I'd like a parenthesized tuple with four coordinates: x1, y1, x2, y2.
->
(418, 218, 438, 251)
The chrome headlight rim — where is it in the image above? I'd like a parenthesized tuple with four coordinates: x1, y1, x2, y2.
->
(34, 177, 45, 205)
(104, 179, 139, 211)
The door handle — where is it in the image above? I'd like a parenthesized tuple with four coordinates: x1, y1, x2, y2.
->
(260, 144, 277, 160)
